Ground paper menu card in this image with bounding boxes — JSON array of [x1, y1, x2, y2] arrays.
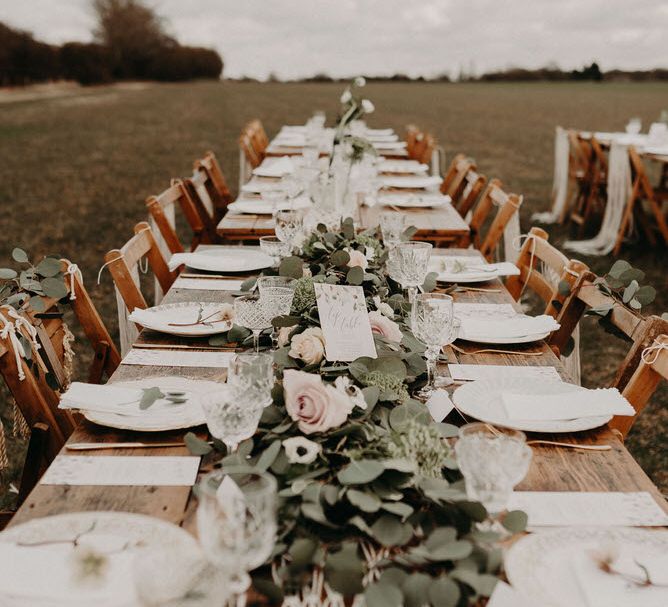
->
[[122, 349, 234, 368], [501, 387, 634, 420], [573, 549, 668, 607], [507, 492, 668, 527], [449, 364, 561, 382], [314, 284, 377, 362], [173, 277, 244, 291], [40, 455, 201, 486]]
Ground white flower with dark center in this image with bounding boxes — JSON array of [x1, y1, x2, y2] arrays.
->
[[354, 76, 366, 87], [334, 376, 367, 410], [372, 296, 394, 318], [282, 436, 322, 464], [340, 88, 352, 104], [361, 99, 375, 114]]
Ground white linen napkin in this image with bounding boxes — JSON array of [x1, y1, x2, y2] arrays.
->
[[252, 156, 295, 177], [459, 314, 560, 341], [572, 549, 668, 607], [501, 386, 634, 420], [365, 128, 394, 137], [173, 277, 244, 291], [381, 175, 442, 189], [378, 160, 429, 174], [60, 382, 143, 411], [366, 133, 399, 143], [0, 541, 137, 604], [241, 180, 289, 194], [375, 193, 450, 208], [373, 140, 407, 150], [432, 261, 520, 282], [167, 251, 251, 272]]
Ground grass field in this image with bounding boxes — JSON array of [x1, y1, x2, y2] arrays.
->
[[0, 80, 666, 501]]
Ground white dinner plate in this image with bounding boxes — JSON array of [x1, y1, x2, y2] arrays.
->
[[505, 527, 668, 607], [179, 248, 273, 272], [453, 377, 611, 433], [381, 175, 443, 189], [0, 511, 200, 606], [429, 258, 520, 283], [128, 302, 232, 337], [82, 376, 217, 431], [458, 330, 551, 345], [228, 197, 312, 215], [378, 160, 429, 174], [376, 193, 451, 208]]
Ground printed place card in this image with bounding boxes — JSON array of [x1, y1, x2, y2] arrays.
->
[[122, 349, 235, 368], [449, 364, 561, 382], [40, 455, 201, 486], [508, 492, 668, 528], [314, 283, 377, 362], [173, 277, 244, 291]]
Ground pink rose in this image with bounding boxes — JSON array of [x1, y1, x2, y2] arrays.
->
[[283, 369, 354, 434], [346, 249, 368, 270], [368, 311, 403, 343]]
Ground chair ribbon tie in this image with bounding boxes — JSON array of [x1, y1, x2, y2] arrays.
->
[[65, 263, 80, 300], [511, 232, 538, 298], [641, 341, 668, 365], [0, 305, 41, 381]]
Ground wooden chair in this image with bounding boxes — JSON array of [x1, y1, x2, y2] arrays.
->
[[185, 152, 232, 243], [440, 153, 469, 195], [146, 179, 206, 254], [405, 124, 420, 159], [0, 260, 120, 520], [560, 130, 594, 224], [469, 179, 524, 262], [506, 227, 588, 318], [552, 272, 668, 391], [614, 334, 668, 437], [613, 146, 668, 255], [452, 166, 487, 219], [570, 135, 607, 236], [104, 222, 176, 354]]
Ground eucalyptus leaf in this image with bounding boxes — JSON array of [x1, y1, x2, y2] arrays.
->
[[427, 576, 460, 607], [635, 285, 656, 306], [370, 514, 413, 546], [184, 432, 212, 455], [502, 509, 528, 533], [622, 279, 639, 304], [12, 248, 29, 263], [330, 250, 351, 268], [139, 386, 165, 410], [337, 459, 385, 484], [36, 257, 62, 277], [28, 295, 46, 313], [41, 277, 69, 299], [346, 266, 364, 285], [0, 268, 17, 280], [240, 276, 257, 291], [364, 582, 403, 607], [255, 440, 281, 471], [279, 256, 304, 279], [421, 271, 438, 293], [347, 488, 382, 512], [288, 537, 318, 570], [402, 573, 432, 607]]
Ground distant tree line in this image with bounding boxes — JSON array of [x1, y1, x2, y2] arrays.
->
[[0, 0, 223, 86]]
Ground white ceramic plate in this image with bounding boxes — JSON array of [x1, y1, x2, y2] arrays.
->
[[458, 330, 551, 345], [83, 376, 217, 431], [0, 511, 199, 607], [505, 527, 668, 607], [180, 248, 273, 273], [129, 302, 232, 337], [453, 377, 611, 433], [228, 197, 312, 215], [381, 175, 443, 189]]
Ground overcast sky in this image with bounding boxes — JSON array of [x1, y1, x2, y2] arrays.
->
[[2, 0, 667, 79]]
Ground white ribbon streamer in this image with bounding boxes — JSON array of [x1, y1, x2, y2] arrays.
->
[[532, 126, 569, 224], [0, 305, 41, 381]]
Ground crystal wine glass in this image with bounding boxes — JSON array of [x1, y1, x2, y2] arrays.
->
[[393, 241, 432, 303], [227, 352, 275, 405], [256, 276, 296, 348], [200, 385, 265, 453], [379, 212, 406, 249], [412, 293, 455, 398], [455, 423, 532, 515], [234, 294, 273, 352], [259, 236, 289, 267], [197, 470, 277, 603], [274, 209, 303, 253]]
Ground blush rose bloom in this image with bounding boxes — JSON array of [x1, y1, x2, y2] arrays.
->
[[368, 311, 403, 343], [289, 327, 326, 365], [283, 369, 354, 434], [277, 326, 294, 348], [347, 249, 369, 270]]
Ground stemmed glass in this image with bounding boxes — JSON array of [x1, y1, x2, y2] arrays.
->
[[455, 423, 532, 515], [200, 385, 266, 453], [412, 293, 457, 398], [259, 236, 289, 267], [256, 276, 296, 348], [227, 352, 275, 405], [379, 212, 406, 249], [234, 294, 273, 352], [197, 470, 277, 603], [274, 209, 303, 253], [391, 241, 432, 303]]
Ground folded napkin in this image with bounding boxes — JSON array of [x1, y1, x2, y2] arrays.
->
[[168, 251, 256, 272], [252, 156, 295, 177], [573, 549, 668, 607], [381, 175, 443, 189], [272, 134, 305, 147], [0, 541, 137, 604], [241, 180, 288, 194], [501, 386, 634, 421], [365, 128, 394, 137], [432, 260, 520, 282], [60, 382, 144, 412], [375, 193, 450, 208], [642, 145, 668, 156], [378, 160, 429, 174], [228, 195, 312, 215], [460, 314, 560, 341], [366, 133, 399, 143], [373, 140, 407, 150]]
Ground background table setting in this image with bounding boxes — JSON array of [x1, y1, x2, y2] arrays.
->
[[1, 78, 667, 607]]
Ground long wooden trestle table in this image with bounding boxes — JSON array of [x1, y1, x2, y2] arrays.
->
[[11, 246, 667, 534]]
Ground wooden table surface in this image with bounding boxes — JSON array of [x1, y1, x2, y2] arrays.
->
[[11, 247, 667, 533]]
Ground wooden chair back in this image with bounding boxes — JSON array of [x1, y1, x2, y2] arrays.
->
[[414, 132, 436, 165], [239, 130, 262, 169], [104, 222, 176, 315], [146, 179, 205, 254], [615, 334, 668, 437], [552, 271, 668, 391], [440, 153, 469, 195], [506, 227, 588, 317], [469, 179, 524, 261], [569, 134, 607, 234], [405, 124, 420, 158], [452, 165, 487, 218]]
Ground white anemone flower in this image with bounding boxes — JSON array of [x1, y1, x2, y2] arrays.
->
[[354, 76, 366, 87], [334, 376, 367, 410], [282, 436, 322, 464], [361, 99, 375, 114], [372, 295, 394, 318], [340, 88, 352, 104]]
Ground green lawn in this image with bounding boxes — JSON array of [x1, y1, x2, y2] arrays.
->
[[0, 80, 666, 501]]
